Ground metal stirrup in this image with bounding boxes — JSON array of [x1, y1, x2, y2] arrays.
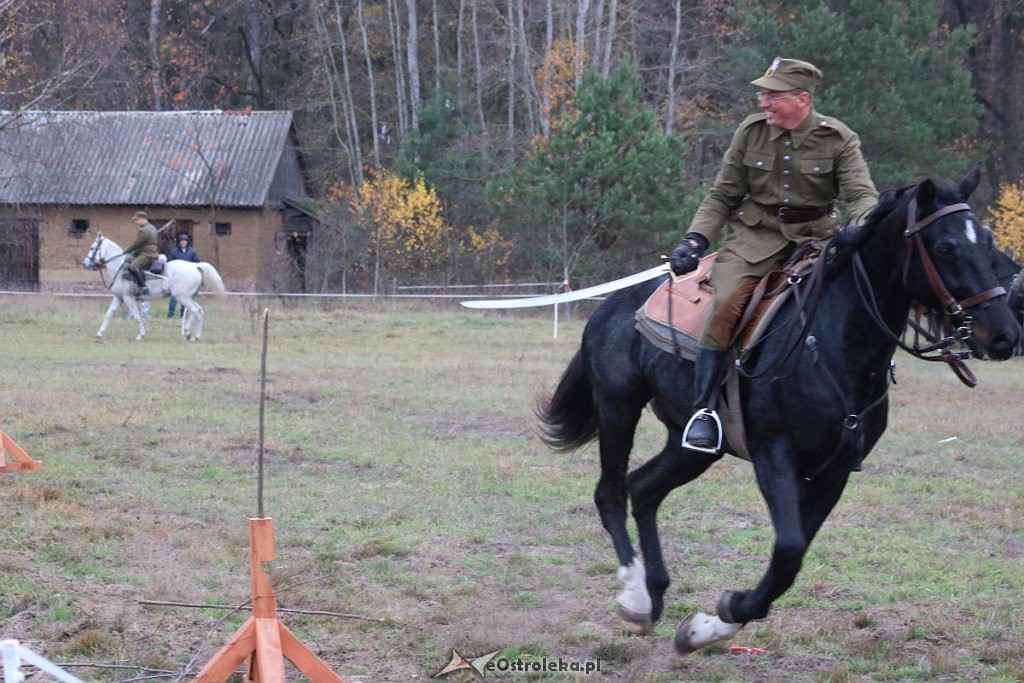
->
[[682, 409, 723, 454]]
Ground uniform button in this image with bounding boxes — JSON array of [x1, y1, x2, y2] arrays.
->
[[782, 197, 791, 204], [783, 170, 791, 176], [756, 160, 764, 167], [738, 211, 745, 216], [783, 183, 791, 190], [783, 140, 792, 147], [783, 154, 792, 161], [814, 165, 821, 171]]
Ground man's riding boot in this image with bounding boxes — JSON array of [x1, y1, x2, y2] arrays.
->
[[130, 268, 149, 295], [682, 348, 729, 454]]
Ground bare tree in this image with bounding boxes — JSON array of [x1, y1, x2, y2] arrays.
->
[[356, 0, 381, 169], [506, 0, 516, 146], [575, 0, 590, 85], [387, 0, 409, 136], [149, 0, 165, 109], [405, 0, 421, 131], [471, 0, 486, 132], [665, 0, 682, 134], [602, 0, 617, 78], [331, 0, 364, 187]]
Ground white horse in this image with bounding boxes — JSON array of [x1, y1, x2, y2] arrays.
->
[[82, 232, 226, 341]]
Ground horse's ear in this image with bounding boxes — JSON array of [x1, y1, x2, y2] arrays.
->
[[916, 178, 937, 208], [959, 163, 982, 200]]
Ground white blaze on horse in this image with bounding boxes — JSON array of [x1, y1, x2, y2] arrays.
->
[[82, 233, 226, 341]]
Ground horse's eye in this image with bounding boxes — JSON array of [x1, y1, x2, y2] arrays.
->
[[933, 242, 955, 258]]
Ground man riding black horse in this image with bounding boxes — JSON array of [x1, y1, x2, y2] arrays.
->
[[667, 57, 878, 454]]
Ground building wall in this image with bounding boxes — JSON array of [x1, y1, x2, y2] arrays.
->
[[0, 205, 286, 292]]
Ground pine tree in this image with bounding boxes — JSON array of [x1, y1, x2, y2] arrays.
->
[[728, 0, 981, 190], [492, 59, 697, 282]]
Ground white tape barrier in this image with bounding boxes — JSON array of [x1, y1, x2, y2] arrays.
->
[[2, 640, 84, 683]]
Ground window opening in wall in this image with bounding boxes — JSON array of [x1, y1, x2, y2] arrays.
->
[[70, 219, 89, 236], [215, 222, 232, 236]]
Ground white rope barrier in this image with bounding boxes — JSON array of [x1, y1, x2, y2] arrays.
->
[[0, 289, 580, 301], [2, 640, 84, 683]]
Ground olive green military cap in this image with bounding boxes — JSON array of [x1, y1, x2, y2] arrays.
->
[[133, 210, 148, 219], [750, 57, 823, 93]]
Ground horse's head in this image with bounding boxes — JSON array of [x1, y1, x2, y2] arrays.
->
[[81, 232, 104, 270], [902, 166, 1021, 360]]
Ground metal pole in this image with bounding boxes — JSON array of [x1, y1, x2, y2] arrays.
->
[[257, 308, 269, 519]]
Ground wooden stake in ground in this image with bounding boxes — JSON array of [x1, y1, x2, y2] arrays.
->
[[0, 428, 42, 472], [194, 310, 344, 683]]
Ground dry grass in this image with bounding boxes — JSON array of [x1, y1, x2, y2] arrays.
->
[[0, 296, 1022, 682]]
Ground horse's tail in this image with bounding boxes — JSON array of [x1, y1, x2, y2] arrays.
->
[[536, 349, 599, 452], [197, 262, 227, 296]]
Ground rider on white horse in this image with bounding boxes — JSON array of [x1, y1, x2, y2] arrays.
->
[[125, 211, 159, 295]]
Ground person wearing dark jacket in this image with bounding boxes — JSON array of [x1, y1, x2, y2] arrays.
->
[[167, 232, 200, 317]]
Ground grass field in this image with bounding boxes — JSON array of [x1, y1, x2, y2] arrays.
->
[[0, 296, 1022, 682]]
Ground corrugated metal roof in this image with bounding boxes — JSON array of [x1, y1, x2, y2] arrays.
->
[[0, 110, 297, 207]]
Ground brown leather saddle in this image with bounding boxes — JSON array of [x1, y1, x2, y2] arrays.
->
[[635, 244, 825, 460]]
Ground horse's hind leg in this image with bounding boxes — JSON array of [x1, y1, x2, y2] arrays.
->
[[181, 298, 204, 341], [628, 429, 721, 624], [593, 405, 652, 634]]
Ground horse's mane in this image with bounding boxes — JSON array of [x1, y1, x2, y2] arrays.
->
[[826, 176, 964, 272]]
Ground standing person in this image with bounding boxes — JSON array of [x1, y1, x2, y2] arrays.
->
[[167, 232, 200, 317], [125, 210, 159, 296], [669, 57, 878, 454]]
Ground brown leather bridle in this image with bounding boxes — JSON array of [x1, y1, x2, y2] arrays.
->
[[892, 199, 1008, 385], [902, 199, 1007, 318]]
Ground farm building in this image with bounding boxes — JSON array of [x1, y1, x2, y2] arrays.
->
[[0, 110, 319, 292]]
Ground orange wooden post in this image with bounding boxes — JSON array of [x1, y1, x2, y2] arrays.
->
[[0, 429, 42, 472], [194, 519, 344, 683]]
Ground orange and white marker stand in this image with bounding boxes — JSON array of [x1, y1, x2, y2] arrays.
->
[[0, 428, 42, 472], [194, 517, 344, 683], [195, 310, 344, 683]]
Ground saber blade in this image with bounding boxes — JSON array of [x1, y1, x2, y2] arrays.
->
[[460, 263, 670, 309]]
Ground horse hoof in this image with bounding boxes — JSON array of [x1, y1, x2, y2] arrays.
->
[[674, 612, 744, 655], [717, 590, 744, 624], [617, 606, 652, 635], [673, 614, 700, 655]]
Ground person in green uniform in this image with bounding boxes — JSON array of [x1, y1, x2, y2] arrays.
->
[[125, 210, 159, 296], [670, 57, 878, 454]]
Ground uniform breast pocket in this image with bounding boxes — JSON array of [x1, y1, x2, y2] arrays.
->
[[743, 151, 774, 193], [800, 157, 834, 196]]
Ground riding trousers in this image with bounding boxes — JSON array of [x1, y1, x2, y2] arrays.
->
[[700, 246, 791, 350]]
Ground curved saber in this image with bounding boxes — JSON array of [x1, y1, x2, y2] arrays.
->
[[460, 263, 670, 309]]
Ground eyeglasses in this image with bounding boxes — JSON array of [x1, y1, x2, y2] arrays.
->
[[755, 91, 803, 104]]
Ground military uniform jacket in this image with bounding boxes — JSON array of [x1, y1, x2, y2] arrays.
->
[[689, 109, 877, 264], [126, 222, 160, 260]]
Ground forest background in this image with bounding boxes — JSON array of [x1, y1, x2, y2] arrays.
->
[[3, 0, 1024, 290]]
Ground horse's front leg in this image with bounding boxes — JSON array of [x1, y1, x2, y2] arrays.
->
[[593, 408, 649, 634], [674, 445, 849, 654], [124, 296, 146, 340], [628, 429, 721, 626], [96, 297, 122, 338], [717, 458, 852, 625]]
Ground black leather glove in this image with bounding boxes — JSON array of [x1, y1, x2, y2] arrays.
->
[[669, 238, 704, 275]]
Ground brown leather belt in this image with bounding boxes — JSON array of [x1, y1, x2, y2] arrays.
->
[[756, 203, 832, 223]]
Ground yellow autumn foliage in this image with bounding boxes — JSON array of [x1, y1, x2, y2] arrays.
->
[[988, 179, 1024, 261], [351, 169, 450, 282]]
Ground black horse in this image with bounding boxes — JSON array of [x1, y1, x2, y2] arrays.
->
[[538, 168, 1021, 654]]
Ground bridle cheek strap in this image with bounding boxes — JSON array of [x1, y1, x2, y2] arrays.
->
[[902, 199, 1006, 317]]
